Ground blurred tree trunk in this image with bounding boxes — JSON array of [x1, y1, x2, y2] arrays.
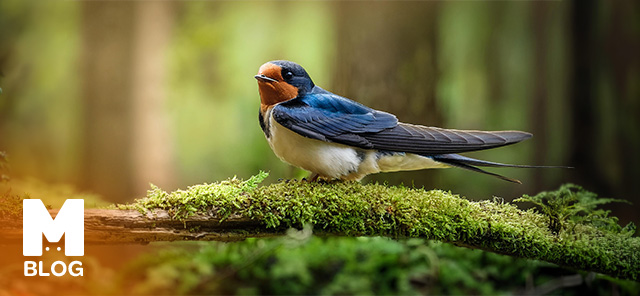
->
[[332, 2, 442, 186], [531, 2, 550, 190], [80, 1, 136, 202], [603, 0, 640, 219], [130, 1, 177, 197], [569, 0, 609, 196], [570, 0, 639, 222], [81, 1, 176, 202]]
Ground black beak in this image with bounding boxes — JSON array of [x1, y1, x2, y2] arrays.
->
[[254, 74, 277, 83]]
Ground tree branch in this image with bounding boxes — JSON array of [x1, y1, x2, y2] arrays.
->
[[1, 173, 638, 282], [1, 209, 279, 244]]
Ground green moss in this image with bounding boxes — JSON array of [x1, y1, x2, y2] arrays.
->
[[119, 171, 269, 220], [514, 184, 635, 235], [118, 237, 639, 295], [122, 172, 639, 281]]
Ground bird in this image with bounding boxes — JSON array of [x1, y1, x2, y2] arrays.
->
[[255, 60, 549, 183]]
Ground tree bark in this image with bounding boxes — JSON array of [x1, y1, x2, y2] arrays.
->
[[1, 209, 277, 244]]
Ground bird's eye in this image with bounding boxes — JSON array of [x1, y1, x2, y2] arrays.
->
[[283, 71, 294, 80]]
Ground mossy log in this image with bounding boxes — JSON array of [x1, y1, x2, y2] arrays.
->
[[0, 173, 638, 282]]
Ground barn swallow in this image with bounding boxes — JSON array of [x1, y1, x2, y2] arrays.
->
[[255, 60, 547, 183]]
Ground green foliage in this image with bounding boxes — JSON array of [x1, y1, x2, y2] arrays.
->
[[121, 173, 640, 281], [514, 184, 635, 235], [117, 237, 638, 295], [119, 171, 269, 220]]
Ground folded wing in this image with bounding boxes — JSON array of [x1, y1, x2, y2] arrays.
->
[[361, 123, 531, 155], [272, 90, 531, 156]]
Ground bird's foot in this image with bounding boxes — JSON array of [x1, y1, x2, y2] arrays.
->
[[302, 173, 333, 184], [309, 173, 320, 182]]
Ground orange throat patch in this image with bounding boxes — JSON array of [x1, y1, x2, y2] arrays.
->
[[257, 63, 298, 112]]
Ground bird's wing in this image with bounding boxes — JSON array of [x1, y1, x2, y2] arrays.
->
[[272, 91, 531, 155], [360, 123, 532, 155], [272, 92, 398, 145]]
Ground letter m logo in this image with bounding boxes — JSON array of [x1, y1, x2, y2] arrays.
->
[[23, 199, 84, 256]]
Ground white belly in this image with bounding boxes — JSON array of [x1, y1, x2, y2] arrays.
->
[[268, 118, 370, 179], [267, 116, 450, 180]]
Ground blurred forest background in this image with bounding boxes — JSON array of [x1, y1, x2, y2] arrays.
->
[[1, 0, 638, 222], [0, 0, 639, 294]]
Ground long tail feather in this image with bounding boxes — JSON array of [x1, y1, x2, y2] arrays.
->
[[430, 154, 570, 184]]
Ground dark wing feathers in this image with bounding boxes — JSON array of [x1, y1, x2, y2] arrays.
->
[[364, 124, 532, 155], [272, 91, 531, 155], [273, 92, 398, 138]]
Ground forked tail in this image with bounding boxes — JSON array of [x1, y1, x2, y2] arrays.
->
[[430, 154, 570, 184]]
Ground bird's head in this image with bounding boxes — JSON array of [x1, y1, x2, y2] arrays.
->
[[255, 60, 314, 111]]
